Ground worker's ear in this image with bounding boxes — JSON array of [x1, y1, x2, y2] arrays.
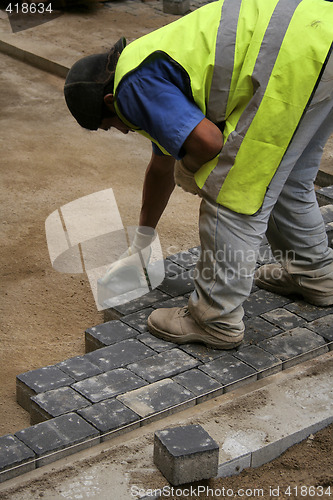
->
[[104, 94, 115, 112]]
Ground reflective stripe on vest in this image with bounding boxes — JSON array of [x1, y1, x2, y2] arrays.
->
[[197, 0, 333, 214]]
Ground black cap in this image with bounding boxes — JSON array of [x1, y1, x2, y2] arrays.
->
[[64, 37, 126, 130]]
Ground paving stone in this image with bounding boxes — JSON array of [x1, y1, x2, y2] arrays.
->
[[157, 269, 195, 297], [127, 348, 199, 383], [85, 338, 155, 372], [188, 246, 201, 257], [234, 345, 282, 379], [163, 0, 190, 15], [316, 186, 333, 206], [72, 368, 147, 403], [57, 356, 102, 381], [285, 301, 333, 321], [85, 320, 140, 352], [16, 367, 75, 412], [104, 289, 171, 318], [0, 434, 35, 483], [320, 204, 333, 223], [261, 308, 306, 331], [244, 289, 291, 317], [199, 354, 257, 392], [154, 424, 219, 485], [15, 413, 100, 468], [117, 378, 195, 423], [30, 387, 91, 424], [180, 343, 227, 363], [120, 307, 154, 333], [306, 314, 333, 342], [137, 332, 177, 352], [164, 259, 186, 278], [152, 295, 188, 310], [243, 316, 282, 344], [173, 368, 223, 402], [166, 250, 199, 270], [77, 399, 140, 441], [258, 327, 329, 369]]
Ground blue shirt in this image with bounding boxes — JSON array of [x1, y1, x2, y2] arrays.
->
[[115, 55, 205, 159]]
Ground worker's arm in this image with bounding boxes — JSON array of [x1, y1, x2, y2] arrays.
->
[[182, 118, 223, 172], [139, 152, 176, 229]]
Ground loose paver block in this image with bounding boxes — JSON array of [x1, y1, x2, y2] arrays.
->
[[16, 366, 75, 412], [306, 314, 333, 342], [85, 320, 140, 352], [261, 308, 306, 331], [127, 348, 199, 383], [234, 345, 282, 379], [15, 413, 100, 467], [57, 356, 102, 381], [199, 354, 257, 392], [258, 327, 328, 369], [244, 289, 291, 317], [157, 270, 194, 297], [117, 378, 195, 423], [78, 399, 140, 441], [30, 386, 91, 424], [120, 307, 155, 333], [154, 424, 219, 485], [72, 368, 147, 403], [0, 434, 35, 483], [173, 369, 223, 402], [85, 338, 155, 371]]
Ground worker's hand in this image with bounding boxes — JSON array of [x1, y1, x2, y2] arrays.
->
[[174, 160, 201, 196], [98, 227, 155, 295]]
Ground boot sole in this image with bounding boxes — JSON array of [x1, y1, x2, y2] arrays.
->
[[147, 317, 243, 350]]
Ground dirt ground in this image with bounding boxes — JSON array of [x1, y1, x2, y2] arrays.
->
[[0, 1, 332, 495]]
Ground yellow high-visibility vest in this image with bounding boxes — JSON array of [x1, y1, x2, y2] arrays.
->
[[114, 0, 333, 214]]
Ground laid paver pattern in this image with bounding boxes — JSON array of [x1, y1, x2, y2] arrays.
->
[[1, 204, 333, 481]]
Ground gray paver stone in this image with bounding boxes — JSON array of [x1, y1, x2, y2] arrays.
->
[[78, 399, 140, 441], [166, 250, 199, 270], [173, 368, 223, 402], [164, 259, 186, 278], [0, 434, 35, 483], [72, 368, 147, 403], [15, 413, 100, 467], [154, 424, 219, 485], [30, 386, 91, 424], [243, 316, 282, 344], [152, 295, 188, 310], [234, 345, 282, 379], [157, 269, 194, 297], [127, 348, 199, 383], [16, 366, 75, 412], [137, 332, 177, 352], [85, 320, 139, 352], [117, 378, 195, 422], [306, 314, 333, 342], [180, 343, 228, 363], [85, 338, 155, 371], [244, 289, 291, 317], [120, 307, 155, 333], [163, 0, 190, 15], [258, 327, 328, 368], [261, 308, 306, 331], [285, 301, 333, 321], [199, 354, 257, 392], [105, 289, 171, 317], [57, 356, 102, 381]]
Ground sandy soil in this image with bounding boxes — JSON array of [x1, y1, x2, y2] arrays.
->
[[0, 1, 332, 494]]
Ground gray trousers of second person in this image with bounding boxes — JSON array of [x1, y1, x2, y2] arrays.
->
[[189, 56, 333, 334]]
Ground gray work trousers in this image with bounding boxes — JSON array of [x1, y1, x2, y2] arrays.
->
[[189, 55, 333, 333]]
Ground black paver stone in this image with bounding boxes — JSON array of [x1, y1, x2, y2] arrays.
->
[[85, 320, 140, 351], [31, 386, 91, 421], [234, 345, 282, 376], [173, 369, 222, 397], [261, 308, 306, 331], [78, 398, 140, 435], [85, 338, 155, 371], [157, 270, 195, 297], [57, 356, 102, 381], [300, 315, 333, 342], [120, 308, 155, 333], [127, 348, 200, 383], [72, 368, 147, 403], [0, 434, 35, 480], [244, 289, 291, 317], [199, 354, 257, 388]]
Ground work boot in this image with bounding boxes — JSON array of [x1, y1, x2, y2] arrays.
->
[[255, 263, 333, 306], [147, 306, 244, 350]]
